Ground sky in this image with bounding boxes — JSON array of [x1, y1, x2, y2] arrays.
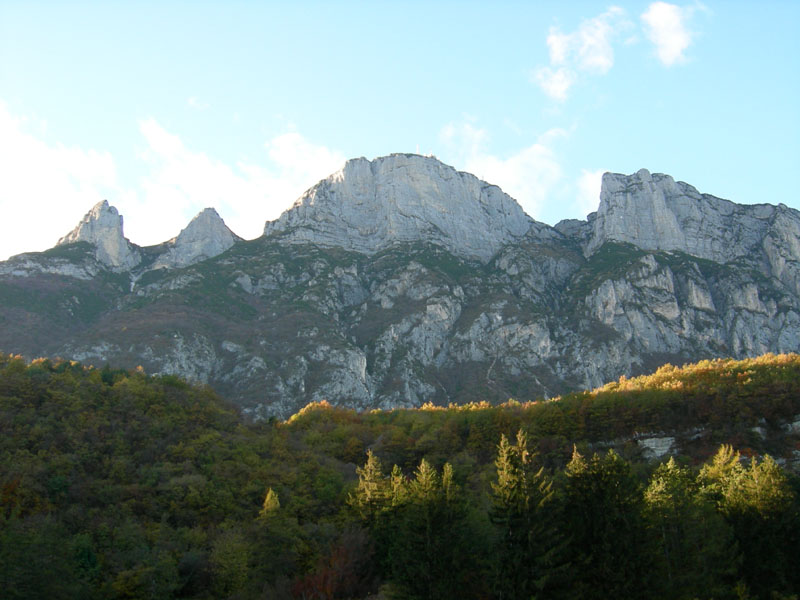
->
[[0, 1, 798, 261]]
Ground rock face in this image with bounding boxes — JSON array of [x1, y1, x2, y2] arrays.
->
[[153, 208, 240, 269], [57, 200, 141, 271], [264, 154, 534, 262], [577, 169, 800, 297], [2, 157, 800, 418], [51, 203, 240, 275]]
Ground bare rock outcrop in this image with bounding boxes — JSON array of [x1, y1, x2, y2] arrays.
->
[[4, 159, 800, 418], [578, 169, 800, 297], [263, 153, 534, 262], [152, 208, 240, 269], [57, 200, 141, 271]]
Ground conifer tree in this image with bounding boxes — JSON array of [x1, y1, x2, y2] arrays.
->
[[699, 446, 800, 597], [388, 459, 475, 600], [259, 487, 280, 519], [562, 448, 652, 600], [347, 449, 397, 585], [644, 457, 737, 598], [490, 430, 563, 600], [390, 463, 407, 507], [349, 450, 389, 525]]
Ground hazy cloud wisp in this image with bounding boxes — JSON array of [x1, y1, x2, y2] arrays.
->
[[135, 119, 346, 244], [641, 2, 695, 66], [0, 102, 345, 259], [534, 6, 630, 101], [0, 102, 119, 260], [439, 120, 566, 220], [534, 3, 699, 99]]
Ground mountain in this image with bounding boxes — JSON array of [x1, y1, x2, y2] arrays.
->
[[56, 199, 142, 271], [1, 154, 799, 417], [264, 153, 535, 261]]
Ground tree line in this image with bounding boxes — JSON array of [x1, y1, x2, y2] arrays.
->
[[344, 433, 798, 600], [1, 353, 799, 598]]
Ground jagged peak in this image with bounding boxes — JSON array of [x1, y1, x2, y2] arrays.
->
[[57, 200, 141, 271], [583, 168, 798, 263], [263, 153, 534, 262], [152, 207, 240, 269], [599, 168, 707, 204], [175, 207, 238, 241], [57, 200, 115, 242]]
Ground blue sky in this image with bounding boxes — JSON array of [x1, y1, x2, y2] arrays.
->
[[1, 1, 798, 260]]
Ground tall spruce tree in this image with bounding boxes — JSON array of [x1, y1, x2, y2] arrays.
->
[[349, 450, 389, 526], [699, 446, 800, 598], [387, 459, 476, 600], [562, 448, 652, 600], [489, 430, 564, 600], [644, 457, 738, 598]]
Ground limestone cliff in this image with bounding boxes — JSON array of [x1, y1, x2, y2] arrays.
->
[[152, 208, 240, 269], [57, 200, 141, 271], [2, 158, 800, 418], [580, 169, 800, 295], [263, 154, 534, 262]]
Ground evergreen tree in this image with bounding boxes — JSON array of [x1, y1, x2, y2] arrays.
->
[[390, 463, 408, 507], [388, 459, 477, 600], [699, 447, 800, 598], [259, 487, 280, 519], [561, 448, 653, 600], [644, 457, 738, 598], [349, 450, 389, 525], [489, 430, 564, 600]]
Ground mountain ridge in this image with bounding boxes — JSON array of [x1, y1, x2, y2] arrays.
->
[[2, 154, 800, 417], [29, 153, 800, 274]]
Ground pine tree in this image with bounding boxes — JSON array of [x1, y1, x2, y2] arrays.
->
[[259, 487, 280, 519], [349, 450, 389, 525], [389, 463, 407, 507], [562, 448, 652, 600], [644, 457, 738, 598], [388, 459, 476, 600], [489, 430, 563, 600], [699, 446, 800, 597]]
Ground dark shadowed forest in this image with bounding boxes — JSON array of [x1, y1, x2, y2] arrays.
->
[[1, 353, 799, 599]]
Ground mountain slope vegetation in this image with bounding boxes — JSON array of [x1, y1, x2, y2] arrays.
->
[[1, 352, 799, 598]]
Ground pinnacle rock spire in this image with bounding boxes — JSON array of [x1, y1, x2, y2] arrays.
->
[[153, 207, 240, 269], [57, 200, 141, 270]]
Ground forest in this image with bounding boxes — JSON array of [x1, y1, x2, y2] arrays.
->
[[1, 352, 799, 599]]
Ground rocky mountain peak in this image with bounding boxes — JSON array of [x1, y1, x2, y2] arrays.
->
[[57, 200, 141, 271], [263, 153, 534, 262], [5, 163, 800, 418], [585, 168, 800, 265], [153, 208, 240, 269]]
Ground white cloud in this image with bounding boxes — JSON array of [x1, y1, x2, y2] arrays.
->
[[439, 118, 488, 159], [439, 120, 612, 225], [440, 121, 565, 220], [534, 67, 576, 102], [641, 2, 694, 66], [576, 168, 606, 216], [0, 101, 119, 260], [133, 119, 345, 244], [552, 6, 625, 74], [0, 102, 345, 259], [534, 7, 630, 101], [265, 132, 347, 186]]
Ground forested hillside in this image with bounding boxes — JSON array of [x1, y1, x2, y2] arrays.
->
[[1, 352, 799, 599]]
